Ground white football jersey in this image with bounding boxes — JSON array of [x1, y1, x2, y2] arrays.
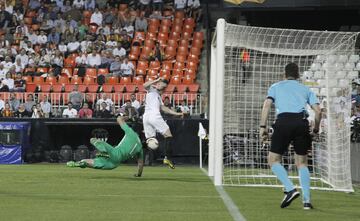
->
[[144, 87, 163, 115]]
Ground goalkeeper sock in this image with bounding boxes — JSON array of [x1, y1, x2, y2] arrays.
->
[[164, 137, 173, 160], [299, 166, 311, 203], [271, 163, 295, 192]]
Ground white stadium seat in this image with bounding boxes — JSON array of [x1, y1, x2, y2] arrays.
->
[[334, 63, 344, 71], [326, 55, 338, 63], [314, 71, 325, 78], [310, 62, 322, 71], [320, 88, 327, 96], [355, 62, 360, 70], [338, 55, 348, 63], [347, 71, 359, 79], [336, 71, 347, 78], [322, 62, 334, 70], [339, 79, 350, 87], [344, 62, 355, 71], [317, 79, 326, 87], [349, 55, 359, 63]]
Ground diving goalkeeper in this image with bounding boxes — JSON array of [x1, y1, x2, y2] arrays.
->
[[66, 116, 144, 177]]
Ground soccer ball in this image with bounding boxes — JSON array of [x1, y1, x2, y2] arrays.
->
[[146, 138, 159, 150]]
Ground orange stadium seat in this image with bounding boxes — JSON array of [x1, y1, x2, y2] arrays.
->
[[64, 84, 75, 92], [178, 46, 188, 56], [173, 18, 183, 26], [120, 76, 132, 85], [98, 68, 109, 75], [176, 54, 187, 63], [125, 85, 136, 93], [161, 19, 172, 27], [144, 39, 155, 48], [182, 31, 192, 40], [25, 83, 37, 93], [33, 76, 44, 85], [193, 32, 204, 40], [167, 39, 178, 48], [85, 68, 97, 78], [78, 84, 87, 93], [39, 84, 52, 92], [164, 46, 176, 60], [157, 32, 168, 41], [171, 25, 182, 33], [70, 75, 82, 84], [133, 76, 144, 85], [148, 18, 160, 27], [102, 85, 113, 93], [186, 61, 198, 71], [23, 76, 32, 83], [183, 75, 195, 84], [169, 31, 181, 41], [173, 69, 184, 78], [52, 84, 63, 93], [162, 61, 173, 70], [46, 76, 57, 85], [114, 84, 125, 93], [87, 84, 98, 93], [159, 25, 171, 34], [83, 76, 96, 85], [106, 76, 118, 85], [37, 67, 48, 73], [58, 76, 69, 85], [179, 39, 189, 48], [170, 76, 181, 85], [148, 25, 158, 33], [164, 84, 176, 93], [145, 32, 157, 41], [185, 68, 197, 78], [149, 61, 161, 70], [148, 69, 158, 77], [175, 10, 185, 19], [61, 68, 73, 77], [176, 85, 188, 93], [174, 61, 185, 70], [184, 18, 195, 27]]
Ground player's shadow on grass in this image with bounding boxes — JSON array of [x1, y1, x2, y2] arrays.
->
[[88, 176, 206, 183]]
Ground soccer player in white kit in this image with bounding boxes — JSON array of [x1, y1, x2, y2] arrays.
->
[[143, 77, 183, 169]]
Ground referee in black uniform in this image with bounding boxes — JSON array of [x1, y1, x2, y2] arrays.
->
[[260, 63, 321, 210]]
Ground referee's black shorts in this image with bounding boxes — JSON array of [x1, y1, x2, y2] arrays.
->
[[270, 113, 312, 156]]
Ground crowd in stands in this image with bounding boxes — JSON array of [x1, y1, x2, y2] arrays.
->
[[0, 0, 202, 119]]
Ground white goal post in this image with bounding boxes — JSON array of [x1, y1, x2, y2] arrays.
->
[[209, 18, 359, 192]]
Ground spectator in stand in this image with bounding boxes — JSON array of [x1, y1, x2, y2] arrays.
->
[[40, 95, 51, 118], [67, 36, 81, 53], [75, 51, 87, 66], [62, 102, 78, 118], [69, 84, 83, 111], [62, 0, 72, 13], [0, 64, 5, 79], [153, 0, 163, 11], [161, 96, 173, 118], [14, 103, 30, 118], [0, 79, 9, 92], [96, 93, 113, 111], [174, 0, 186, 10], [0, 96, 4, 110], [123, 99, 138, 121], [26, 28, 38, 45], [51, 50, 64, 76], [90, 7, 103, 26], [100, 50, 114, 68], [109, 55, 122, 77], [38, 49, 51, 67], [130, 93, 141, 110], [54, 13, 65, 30], [48, 28, 60, 45], [0, 35, 10, 48], [2, 102, 13, 117], [138, 0, 151, 11], [37, 30, 48, 45], [2, 56, 13, 73], [188, 0, 201, 22], [14, 58, 24, 73], [31, 103, 44, 118], [14, 9, 23, 22], [2, 72, 14, 91], [149, 10, 163, 20], [177, 98, 190, 114], [29, 0, 41, 10], [120, 57, 135, 77], [58, 40, 68, 54], [96, 101, 112, 118], [113, 42, 126, 58], [8, 92, 20, 111], [86, 50, 101, 68], [123, 21, 134, 39], [79, 102, 93, 118], [44, 14, 55, 29], [84, 0, 95, 10], [13, 73, 26, 92], [73, 0, 85, 9], [151, 41, 163, 62], [103, 7, 116, 25], [135, 12, 148, 32], [24, 94, 36, 112], [84, 94, 94, 110]]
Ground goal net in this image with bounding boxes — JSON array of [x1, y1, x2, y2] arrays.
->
[[209, 19, 359, 192]]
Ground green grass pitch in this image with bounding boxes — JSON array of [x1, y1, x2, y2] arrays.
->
[[0, 164, 359, 221]]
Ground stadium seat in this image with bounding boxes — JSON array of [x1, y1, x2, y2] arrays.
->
[[161, 18, 172, 27], [167, 39, 178, 48], [83, 76, 95, 85], [64, 84, 75, 92], [106, 76, 118, 85], [140, 46, 153, 60], [148, 25, 159, 33], [102, 84, 113, 93], [136, 60, 148, 72], [33, 76, 44, 85], [77, 84, 87, 93], [178, 46, 189, 56], [136, 85, 146, 93], [174, 62, 185, 70], [23, 76, 32, 83], [64, 58, 76, 68], [52, 84, 63, 93], [61, 67, 73, 77], [114, 84, 125, 93], [184, 18, 195, 27], [164, 46, 177, 60], [58, 76, 69, 85], [85, 68, 97, 78], [173, 69, 184, 77], [183, 75, 195, 84], [184, 68, 197, 78], [70, 75, 82, 84], [120, 76, 132, 85], [193, 32, 204, 41], [25, 83, 37, 93], [162, 61, 173, 70], [169, 31, 181, 41], [98, 68, 109, 75], [157, 39, 167, 48], [176, 54, 187, 63], [190, 47, 201, 56], [125, 85, 136, 93], [164, 84, 176, 93], [157, 32, 168, 41], [188, 53, 200, 63], [183, 25, 194, 34], [145, 75, 157, 82], [144, 39, 155, 48], [148, 18, 160, 27], [87, 84, 98, 93], [37, 67, 48, 74], [176, 85, 188, 93], [186, 61, 198, 71], [39, 84, 52, 92], [50, 93, 62, 105], [159, 69, 171, 80], [133, 32, 145, 42], [160, 25, 171, 34], [175, 11, 185, 19], [188, 84, 200, 93], [170, 76, 181, 85], [179, 39, 189, 48], [149, 61, 161, 70], [133, 76, 144, 85], [73, 68, 79, 76], [163, 10, 173, 17], [172, 25, 182, 33], [173, 18, 183, 26], [192, 39, 203, 48], [145, 32, 157, 41], [24, 67, 35, 74], [130, 46, 141, 56]]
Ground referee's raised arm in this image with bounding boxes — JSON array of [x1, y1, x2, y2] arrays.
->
[[260, 62, 321, 210]]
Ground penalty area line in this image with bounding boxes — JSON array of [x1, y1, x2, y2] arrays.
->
[[200, 168, 246, 221]]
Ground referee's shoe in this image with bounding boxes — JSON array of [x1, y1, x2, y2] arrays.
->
[[281, 189, 300, 208]]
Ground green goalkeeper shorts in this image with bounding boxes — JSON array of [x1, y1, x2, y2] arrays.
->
[[93, 157, 118, 170]]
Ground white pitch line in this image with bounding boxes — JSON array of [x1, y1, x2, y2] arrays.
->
[[200, 168, 247, 221]]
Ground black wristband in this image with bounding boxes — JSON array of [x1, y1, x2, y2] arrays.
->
[[260, 125, 266, 128]]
